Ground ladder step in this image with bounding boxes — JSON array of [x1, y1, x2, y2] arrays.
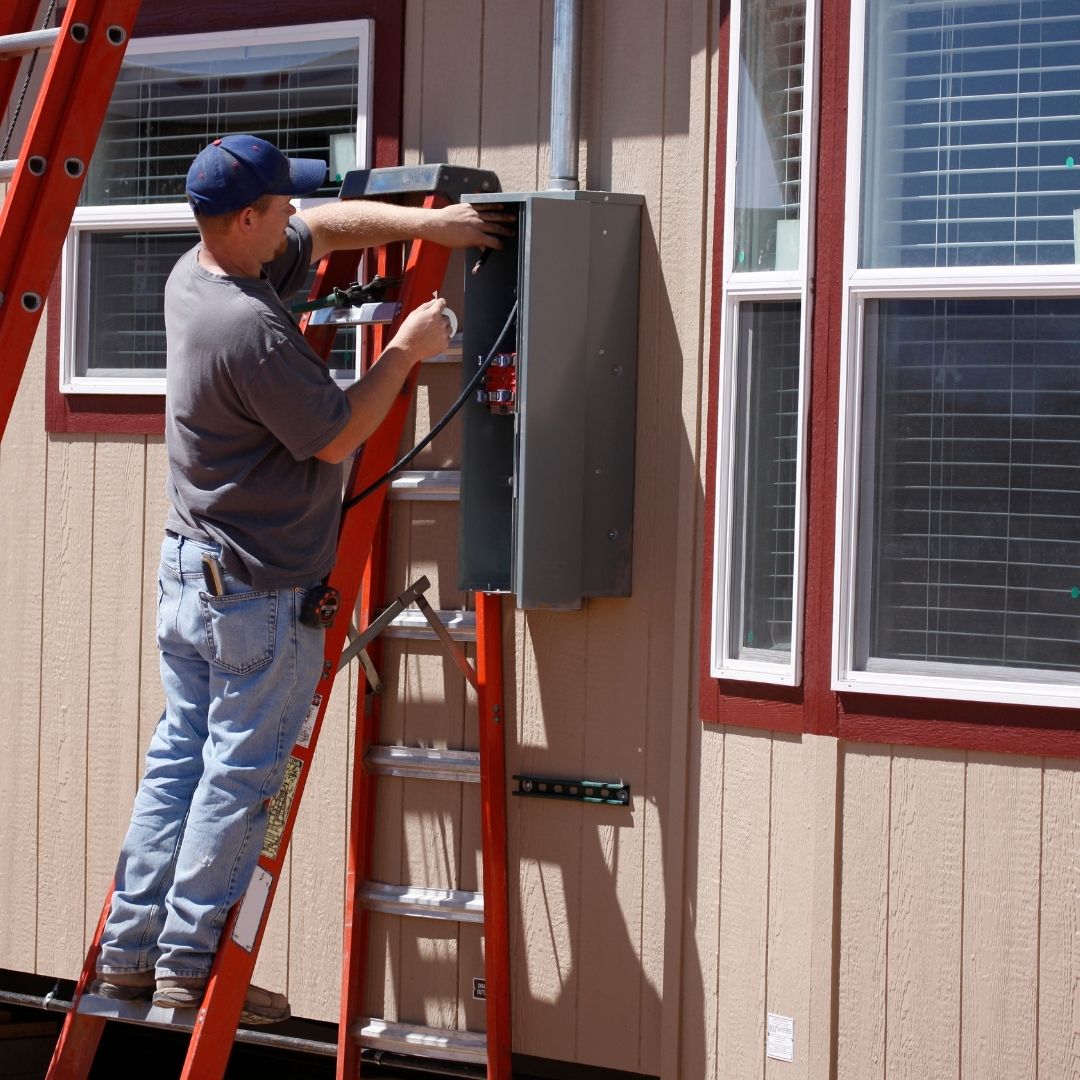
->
[[306, 300, 400, 327], [75, 992, 196, 1032], [386, 608, 475, 642], [359, 882, 484, 923], [388, 469, 460, 501], [354, 1018, 488, 1065], [0, 27, 62, 59], [366, 745, 480, 783]]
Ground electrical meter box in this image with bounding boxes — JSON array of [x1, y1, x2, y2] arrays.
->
[[459, 189, 643, 609]]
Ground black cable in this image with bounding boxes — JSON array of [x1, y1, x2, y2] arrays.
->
[[2, 0, 58, 160], [342, 299, 518, 512]]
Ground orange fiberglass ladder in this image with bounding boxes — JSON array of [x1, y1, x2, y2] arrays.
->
[[0, 0, 142, 443], [43, 165, 514, 1079], [0, 7, 514, 1073]]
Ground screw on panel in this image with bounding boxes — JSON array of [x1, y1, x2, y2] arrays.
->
[[106, 25, 127, 46], [21, 293, 42, 312], [611, 364, 623, 376], [69, 23, 89, 43]]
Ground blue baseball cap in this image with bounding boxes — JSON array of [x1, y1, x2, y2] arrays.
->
[[186, 134, 328, 216]]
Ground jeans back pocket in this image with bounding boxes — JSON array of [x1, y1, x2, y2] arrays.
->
[[200, 590, 278, 675]]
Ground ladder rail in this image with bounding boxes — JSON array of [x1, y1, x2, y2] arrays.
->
[[0, 0, 141, 442]]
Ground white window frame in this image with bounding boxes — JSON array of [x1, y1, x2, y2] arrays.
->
[[709, 0, 820, 686], [59, 19, 374, 395], [833, 0, 1080, 709]]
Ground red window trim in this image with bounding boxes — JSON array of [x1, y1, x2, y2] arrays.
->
[[45, 0, 404, 436], [699, 0, 1080, 761]]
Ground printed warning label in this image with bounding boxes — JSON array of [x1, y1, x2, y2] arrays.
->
[[261, 756, 303, 860], [766, 1013, 794, 1062], [472, 977, 486, 1001], [296, 693, 322, 748]]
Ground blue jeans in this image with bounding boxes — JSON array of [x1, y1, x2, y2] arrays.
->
[[97, 533, 325, 979]]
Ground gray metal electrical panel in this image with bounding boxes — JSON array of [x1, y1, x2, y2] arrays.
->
[[458, 189, 643, 609]]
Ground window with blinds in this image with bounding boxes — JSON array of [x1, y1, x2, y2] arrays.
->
[[733, 0, 805, 272], [711, 0, 814, 685], [862, 0, 1080, 268], [728, 301, 801, 661], [860, 297, 1080, 675], [62, 23, 371, 390]]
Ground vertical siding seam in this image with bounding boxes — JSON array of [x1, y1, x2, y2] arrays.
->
[[711, 730, 727, 1077], [882, 748, 893, 1080], [32, 427, 50, 969], [82, 437, 99, 954], [828, 743, 844, 1080], [762, 735, 775, 1078], [957, 753, 968, 1080], [638, 3, 673, 1064], [1034, 759, 1044, 1080]]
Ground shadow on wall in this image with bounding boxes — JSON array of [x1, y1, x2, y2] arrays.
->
[[501, 198, 707, 1076]]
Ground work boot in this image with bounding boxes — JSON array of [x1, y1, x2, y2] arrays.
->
[[91, 970, 156, 1001], [153, 976, 290, 1025]]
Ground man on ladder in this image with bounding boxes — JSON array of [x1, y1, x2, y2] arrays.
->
[[90, 133, 512, 1024]]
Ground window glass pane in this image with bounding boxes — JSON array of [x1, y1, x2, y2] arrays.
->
[[76, 231, 356, 379], [862, 0, 1080, 268], [733, 0, 805, 272], [862, 297, 1080, 674], [82, 37, 359, 206], [728, 301, 800, 662], [79, 230, 195, 375]]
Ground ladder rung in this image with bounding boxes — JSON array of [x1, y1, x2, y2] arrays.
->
[[385, 608, 475, 642], [306, 301, 400, 327], [354, 1018, 488, 1064], [0, 27, 62, 59], [388, 470, 460, 501], [359, 882, 484, 923], [366, 745, 480, 783], [76, 993, 196, 1032]]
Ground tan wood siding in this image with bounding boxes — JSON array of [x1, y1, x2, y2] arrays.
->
[[0, 3, 1075, 1078]]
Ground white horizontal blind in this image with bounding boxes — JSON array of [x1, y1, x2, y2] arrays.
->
[[69, 29, 366, 381], [863, 296, 1080, 672], [82, 39, 359, 206], [862, 0, 1080, 268], [729, 301, 801, 659], [80, 230, 196, 373]]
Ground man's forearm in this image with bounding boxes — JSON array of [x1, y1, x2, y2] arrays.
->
[[300, 199, 512, 263], [300, 201, 432, 263], [314, 346, 417, 464]]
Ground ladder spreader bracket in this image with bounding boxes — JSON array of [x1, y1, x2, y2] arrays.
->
[[337, 575, 434, 671]]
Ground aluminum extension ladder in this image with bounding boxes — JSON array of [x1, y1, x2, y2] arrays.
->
[[44, 166, 513, 1079], [0, 0, 142, 443]]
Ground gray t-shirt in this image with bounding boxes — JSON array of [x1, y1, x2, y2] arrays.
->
[[164, 218, 351, 588]]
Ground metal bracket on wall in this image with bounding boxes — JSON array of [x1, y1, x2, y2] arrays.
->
[[511, 774, 630, 806]]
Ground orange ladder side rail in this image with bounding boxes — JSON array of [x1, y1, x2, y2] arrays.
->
[[177, 218, 452, 1079], [475, 591, 512, 1080], [0, 0, 141, 441], [46, 219, 452, 1080]]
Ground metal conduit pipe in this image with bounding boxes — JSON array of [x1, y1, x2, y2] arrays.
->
[[548, 0, 582, 190], [0, 986, 337, 1058]]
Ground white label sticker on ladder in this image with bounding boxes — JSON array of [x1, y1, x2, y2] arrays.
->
[[232, 867, 273, 953], [297, 693, 322, 747]]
